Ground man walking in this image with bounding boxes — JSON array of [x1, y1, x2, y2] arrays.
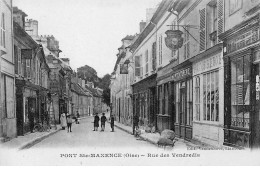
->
[[133, 114, 139, 135], [110, 114, 115, 132], [100, 113, 107, 132]]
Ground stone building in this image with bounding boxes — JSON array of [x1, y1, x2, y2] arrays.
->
[[219, 0, 260, 149], [13, 7, 50, 135], [0, 0, 16, 141]]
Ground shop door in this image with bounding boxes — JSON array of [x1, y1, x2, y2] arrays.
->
[[179, 86, 186, 138]]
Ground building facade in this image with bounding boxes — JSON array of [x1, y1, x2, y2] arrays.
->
[[13, 7, 50, 135], [0, 0, 16, 140], [219, 0, 260, 149]]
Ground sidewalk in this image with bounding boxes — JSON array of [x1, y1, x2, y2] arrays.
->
[[111, 119, 215, 150], [0, 116, 87, 150]]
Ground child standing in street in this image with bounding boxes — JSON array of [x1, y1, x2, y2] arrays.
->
[[67, 114, 73, 132]]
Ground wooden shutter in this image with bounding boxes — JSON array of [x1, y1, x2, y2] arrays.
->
[[217, 0, 224, 42], [14, 45, 18, 74], [152, 42, 156, 71], [199, 8, 206, 51]]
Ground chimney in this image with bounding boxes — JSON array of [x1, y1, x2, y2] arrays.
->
[[13, 7, 28, 29], [25, 19, 38, 37], [139, 21, 146, 33], [146, 8, 156, 23]]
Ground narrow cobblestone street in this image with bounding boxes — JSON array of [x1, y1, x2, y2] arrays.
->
[[30, 117, 157, 150]]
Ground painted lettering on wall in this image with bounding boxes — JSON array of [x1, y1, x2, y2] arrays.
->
[[193, 54, 222, 75], [172, 67, 192, 81]]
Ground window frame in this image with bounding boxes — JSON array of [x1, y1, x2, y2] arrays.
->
[[1, 13, 6, 48]]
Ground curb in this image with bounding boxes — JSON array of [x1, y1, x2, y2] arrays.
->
[[19, 128, 62, 150], [113, 123, 158, 146]]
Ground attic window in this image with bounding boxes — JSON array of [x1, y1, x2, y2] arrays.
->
[[53, 60, 58, 64]]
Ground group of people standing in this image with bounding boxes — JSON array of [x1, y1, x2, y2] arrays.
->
[[93, 112, 114, 132], [60, 112, 80, 133]]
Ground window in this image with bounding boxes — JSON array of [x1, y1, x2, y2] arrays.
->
[[145, 50, 149, 74], [134, 55, 142, 77], [195, 76, 200, 121], [164, 83, 169, 115], [231, 55, 250, 129], [1, 13, 6, 48], [229, 0, 242, 15], [18, 48, 22, 75], [26, 59, 31, 78], [203, 70, 219, 122], [208, 1, 218, 46]]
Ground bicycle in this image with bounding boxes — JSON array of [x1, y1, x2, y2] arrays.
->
[[33, 122, 50, 132]]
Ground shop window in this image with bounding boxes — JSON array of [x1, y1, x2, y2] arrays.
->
[[159, 85, 163, 115], [231, 55, 250, 129], [195, 76, 200, 121], [175, 83, 180, 123], [203, 70, 219, 122], [164, 83, 169, 115]]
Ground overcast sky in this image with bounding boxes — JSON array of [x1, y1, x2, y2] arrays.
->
[[13, 0, 161, 77]]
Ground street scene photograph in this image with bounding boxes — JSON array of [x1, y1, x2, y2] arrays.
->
[[1, 0, 260, 166]]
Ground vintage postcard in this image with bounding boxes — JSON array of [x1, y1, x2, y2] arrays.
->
[[0, 0, 260, 166]]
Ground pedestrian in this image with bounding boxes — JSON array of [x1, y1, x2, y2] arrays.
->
[[60, 113, 67, 130], [133, 114, 139, 135], [67, 114, 73, 132], [75, 111, 80, 124], [110, 114, 115, 132], [100, 113, 107, 132], [93, 113, 100, 131], [28, 107, 35, 133]]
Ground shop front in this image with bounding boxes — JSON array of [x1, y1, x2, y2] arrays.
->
[[191, 45, 224, 147], [156, 62, 177, 132], [132, 74, 156, 129], [219, 14, 260, 148], [16, 79, 38, 136], [172, 61, 193, 140]]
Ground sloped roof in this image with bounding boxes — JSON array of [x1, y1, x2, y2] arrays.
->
[[122, 35, 136, 41]]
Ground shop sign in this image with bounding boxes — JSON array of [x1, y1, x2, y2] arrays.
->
[[193, 53, 222, 75], [172, 67, 191, 81], [165, 30, 184, 50], [227, 27, 259, 54]]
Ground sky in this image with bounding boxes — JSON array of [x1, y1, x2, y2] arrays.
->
[[13, 0, 162, 77]]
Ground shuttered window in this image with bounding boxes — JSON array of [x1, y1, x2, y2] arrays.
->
[[183, 26, 190, 60], [152, 42, 156, 71], [199, 8, 206, 51], [145, 50, 148, 74], [217, 0, 224, 42]]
